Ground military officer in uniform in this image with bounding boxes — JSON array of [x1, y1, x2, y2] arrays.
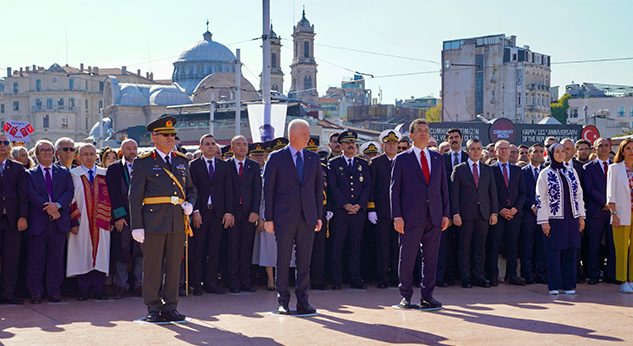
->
[[306, 137, 329, 289], [328, 130, 371, 289], [368, 129, 401, 288], [129, 115, 196, 323]]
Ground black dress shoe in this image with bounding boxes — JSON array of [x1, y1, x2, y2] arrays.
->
[[266, 285, 276, 291], [524, 278, 535, 285], [489, 280, 499, 287], [331, 284, 342, 290], [296, 303, 317, 314], [77, 294, 88, 301], [397, 298, 412, 309], [350, 281, 367, 289], [229, 287, 240, 294], [49, 295, 62, 303], [206, 285, 226, 294], [240, 285, 257, 292], [31, 296, 42, 304], [535, 276, 547, 284], [413, 282, 422, 288], [508, 277, 526, 286], [1, 296, 24, 304], [377, 282, 388, 289], [276, 304, 290, 315], [144, 311, 162, 323], [474, 279, 491, 288], [588, 278, 599, 285], [420, 297, 443, 311], [436, 282, 450, 288], [161, 310, 186, 322], [93, 293, 106, 300], [461, 281, 472, 288], [193, 287, 204, 296]]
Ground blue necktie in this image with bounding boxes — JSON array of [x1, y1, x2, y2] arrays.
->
[[296, 151, 304, 183], [0, 162, 4, 176], [88, 169, 94, 184]]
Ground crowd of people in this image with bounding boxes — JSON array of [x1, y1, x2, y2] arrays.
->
[[0, 116, 632, 319]]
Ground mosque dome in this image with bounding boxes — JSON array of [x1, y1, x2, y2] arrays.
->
[[149, 85, 192, 106], [172, 29, 236, 95]]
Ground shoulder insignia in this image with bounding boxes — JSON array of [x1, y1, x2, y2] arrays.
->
[[173, 151, 188, 159], [138, 151, 153, 159]]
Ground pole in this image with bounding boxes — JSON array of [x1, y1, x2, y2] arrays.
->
[[99, 107, 103, 147], [209, 92, 215, 135], [235, 49, 241, 136], [262, 0, 272, 140]]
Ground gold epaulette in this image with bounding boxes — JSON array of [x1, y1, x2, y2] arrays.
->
[[137, 151, 153, 159], [172, 150, 188, 159], [367, 202, 376, 209]]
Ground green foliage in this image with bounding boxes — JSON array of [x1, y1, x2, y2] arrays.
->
[[550, 93, 571, 124], [425, 101, 442, 123]]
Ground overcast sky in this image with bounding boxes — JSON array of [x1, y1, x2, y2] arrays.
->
[[2, 0, 632, 103]]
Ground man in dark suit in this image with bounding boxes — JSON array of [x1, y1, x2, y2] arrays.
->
[[368, 129, 401, 288], [437, 128, 469, 287], [583, 137, 615, 284], [451, 138, 498, 288], [263, 119, 323, 315], [520, 144, 547, 284], [189, 134, 235, 295], [226, 135, 262, 293], [129, 116, 196, 322], [106, 138, 142, 298], [487, 140, 527, 286], [391, 119, 450, 310], [328, 130, 371, 290], [26, 140, 74, 304], [0, 135, 29, 304]]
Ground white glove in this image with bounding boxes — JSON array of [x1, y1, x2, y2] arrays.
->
[[326, 211, 334, 221], [132, 229, 145, 243], [181, 202, 193, 215], [368, 211, 378, 224]]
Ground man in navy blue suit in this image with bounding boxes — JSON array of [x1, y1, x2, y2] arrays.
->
[[391, 118, 450, 311], [263, 119, 324, 315], [0, 135, 29, 305], [520, 144, 547, 284], [583, 138, 616, 284], [26, 140, 74, 304], [487, 140, 527, 286]]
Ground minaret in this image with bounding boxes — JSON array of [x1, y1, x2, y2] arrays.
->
[[289, 8, 318, 102], [269, 24, 284, 93]]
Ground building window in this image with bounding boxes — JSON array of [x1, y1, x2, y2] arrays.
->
[[517, 94, 521, 106], [43, 114, 50, 128], [46, 98, 53, 110], [61, 115, 69, 128], [475, 54, 484, 115], [98, 100, 103, 110], [36, 79, 42, 91], [271, 53, 277, 68], [303, 76, 312, 91], [630, 107, 633, 117], [99, 82, 104, 92], [85, 116, 89, 130], [35, 98, 42, 110], [619, 106, 626, 117], [0, 104, 4, 113], [69, 79, 74, 90], [304, 41, 310, 58], [69, 98, 75, 110], [85, 99, 89, 113], [58, 98, 64, 110], [12, 82, 18, 94], [12, 101, 19, 111]]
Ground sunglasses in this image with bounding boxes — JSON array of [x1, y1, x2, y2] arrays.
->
[[154, 133, 177, 137], [0, 141, 10, 146], [60, 147, 76, 152], [397, 146, 408, 150]]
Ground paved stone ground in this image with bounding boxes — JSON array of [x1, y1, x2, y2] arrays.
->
[[1, 282, 632, 345]]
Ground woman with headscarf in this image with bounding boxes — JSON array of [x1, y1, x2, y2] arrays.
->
[[606, 138, 633, 293], [536, 143, 585, 295]]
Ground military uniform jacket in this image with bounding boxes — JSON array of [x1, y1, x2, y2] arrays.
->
[[129, 149, 196, 233], [327, 155, 371, 210], [368, 154, 394, 219]]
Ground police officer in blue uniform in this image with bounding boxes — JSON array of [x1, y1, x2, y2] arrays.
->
[[327, 130, 371, 289]]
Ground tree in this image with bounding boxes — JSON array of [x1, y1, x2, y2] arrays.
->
[[550, 93, 571, 124], [425, 101, 442, 123]]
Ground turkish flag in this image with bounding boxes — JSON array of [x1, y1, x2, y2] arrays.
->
[[25, 124, 34, 133]]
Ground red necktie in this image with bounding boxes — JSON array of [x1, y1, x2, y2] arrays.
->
[[472, 163, 479, 188], [502, 163, 509, 187], [420, 151, 430, 184]]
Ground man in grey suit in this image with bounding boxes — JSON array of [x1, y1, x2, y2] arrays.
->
[[263, 119, 324, 315], [451, 138, 499, 288]]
